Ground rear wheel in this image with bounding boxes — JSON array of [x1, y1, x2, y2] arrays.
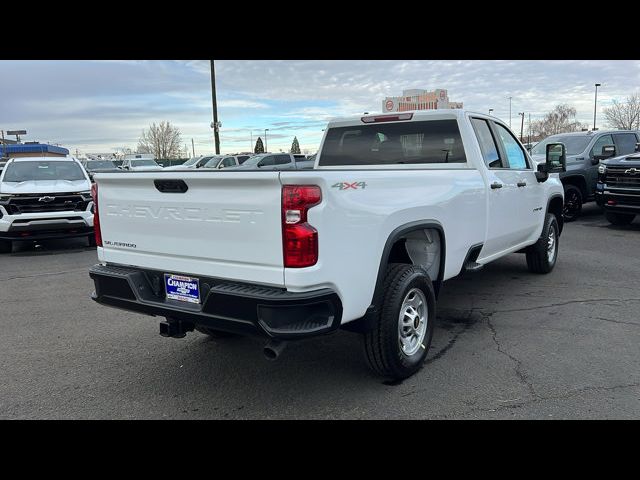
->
[[605, 212, 635, 225], [363, 263, 435, 380], [562, 184, 582, 222], [0, 239, 12, 254], [526, 213, 559, 274], [195, 326, 239, 338]]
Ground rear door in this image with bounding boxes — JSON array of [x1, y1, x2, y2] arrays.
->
[[96, 171, 285, 286]]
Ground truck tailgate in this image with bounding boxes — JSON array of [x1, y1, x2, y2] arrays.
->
[[95, 171, 284, 286]]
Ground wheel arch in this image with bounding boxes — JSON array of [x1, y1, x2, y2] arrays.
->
[[547, 194, 564, 235], [372, 221, 446, 303], [561, 175, 588, 200]]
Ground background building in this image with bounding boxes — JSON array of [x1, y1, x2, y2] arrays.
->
[[0, 143, 69, 158], [382, 89, 463, 112]]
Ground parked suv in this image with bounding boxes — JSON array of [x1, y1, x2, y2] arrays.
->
[[595, 146, 640, 225], [0, 156, 94, 253], [531, 130, 640, 221]]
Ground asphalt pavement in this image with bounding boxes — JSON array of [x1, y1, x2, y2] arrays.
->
[[1, 203, 639, 419]]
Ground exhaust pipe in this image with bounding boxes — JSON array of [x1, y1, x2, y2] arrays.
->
[[263, 339, 287, 361]]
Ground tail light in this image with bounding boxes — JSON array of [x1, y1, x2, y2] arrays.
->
[[282, 185, 321, 268], [91, 183, 103, 247]]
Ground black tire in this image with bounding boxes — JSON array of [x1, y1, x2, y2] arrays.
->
[[526, 213, 559, 274], [0, 240, 12, 254], [605, 211, 635, 226], [363, 263, 436, 380], [562, 184, 582, 222], [87, 234, 97, 247], [195, 326, 239, 338]]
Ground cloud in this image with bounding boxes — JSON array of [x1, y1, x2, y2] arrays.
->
[[1, 60, 640, 154]]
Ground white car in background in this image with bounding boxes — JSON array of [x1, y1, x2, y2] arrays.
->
[[0, 156, 95, 253], [121, 158, 163, 171], [164, 155, 214, 171]]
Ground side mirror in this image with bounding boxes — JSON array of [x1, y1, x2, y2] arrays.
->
[[635, 142, 640, 153], [593, 144, 616, 163], [546, 142, 566, 173]]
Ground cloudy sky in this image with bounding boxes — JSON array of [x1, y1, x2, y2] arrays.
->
[[1, 60, 639, 156]]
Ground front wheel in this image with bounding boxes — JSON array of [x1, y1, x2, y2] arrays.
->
[[605, 212, 635, 225], [562, 184, 582, 222], [363, 263, 436, 380], [526, 213, 559, 274]]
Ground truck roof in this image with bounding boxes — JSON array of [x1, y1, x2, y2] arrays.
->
[[326, 109, 486, 128], [6, 156, 79, 162]]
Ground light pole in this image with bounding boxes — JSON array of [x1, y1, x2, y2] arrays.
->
[[593, 83, 601, 131], [518, 112, 525, 142], [489, 109, 494, 116], [508, 97, 512, 128], [210, 60, 220, 154], [264, 129, 269, 152]]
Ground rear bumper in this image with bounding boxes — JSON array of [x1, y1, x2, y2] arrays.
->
[[89, 263, 343, 340], [595, 183, 640, 214]]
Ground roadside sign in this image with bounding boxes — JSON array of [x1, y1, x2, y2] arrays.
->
[[385, 100, 394, 111], [7, 130, 27, 136]]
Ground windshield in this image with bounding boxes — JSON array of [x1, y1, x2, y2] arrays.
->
[[240, 155, 265, 167], [3, 161, 86, 182], [531, 135, 591, 156], [181, 157, 201, 167], [131, 160, 159, 167], [86, 161, 116, 169], [204, 156, 223, 168]]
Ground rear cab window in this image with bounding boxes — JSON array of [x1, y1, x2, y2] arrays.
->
[[318, 118, 467, 167]]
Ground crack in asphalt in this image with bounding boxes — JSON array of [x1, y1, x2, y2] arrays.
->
[[432, 381, 640, 419], [490, 298, 640, 314], [0, 268, 88, 282], [486, 316, 537, 398], [589, 316, 640, 328]]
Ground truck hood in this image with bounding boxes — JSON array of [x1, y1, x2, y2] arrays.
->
[[163, 164, 196, 171], [603, 153, 640, 167], [129, 166, 164, 171], [0, 179, 90, 194]]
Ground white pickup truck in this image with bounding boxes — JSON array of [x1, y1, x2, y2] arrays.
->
[[89, 110, 566, 380]]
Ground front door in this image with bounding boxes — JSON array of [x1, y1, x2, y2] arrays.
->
[[470, 117, 525, 259]]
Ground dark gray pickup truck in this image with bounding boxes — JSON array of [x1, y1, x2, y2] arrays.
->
[[596, 150, 640, 225], [531, 130, 640, 221]]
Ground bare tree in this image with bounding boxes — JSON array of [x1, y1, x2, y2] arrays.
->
[[137, 121, 183, 159], [530, 104, 589, 139], [604, 93, 640, 131]]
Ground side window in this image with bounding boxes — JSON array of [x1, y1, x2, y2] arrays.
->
[[471, 118, 503, 168], [222, 157, 235, 167], [613, 133, 638, 155], [494, 123, 529, 169], [259, 156, 275, 166], [275, 155, 291, 165], [590, 134, 614, 158]]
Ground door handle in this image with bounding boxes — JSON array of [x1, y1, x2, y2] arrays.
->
[[490, 182, 503, 189], [517, 181, 527, 187]]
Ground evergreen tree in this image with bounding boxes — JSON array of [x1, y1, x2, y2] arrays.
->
[[254, 137, 265, 154], [290, 136, 301, 154]]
